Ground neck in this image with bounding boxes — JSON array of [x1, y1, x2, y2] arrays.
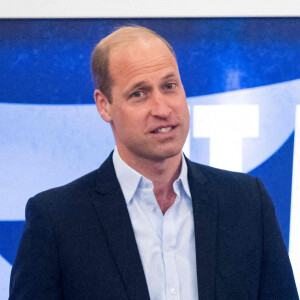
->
[[117, 148, 182, 214]]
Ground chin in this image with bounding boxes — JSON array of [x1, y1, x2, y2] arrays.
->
[[147, 147, 182, 161], [125, 140, 184, 162]]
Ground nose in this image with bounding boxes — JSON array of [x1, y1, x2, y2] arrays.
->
[[150, 91, 172, 119]]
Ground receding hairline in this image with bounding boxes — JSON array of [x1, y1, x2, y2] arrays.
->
[[95, 26, 176, 58]]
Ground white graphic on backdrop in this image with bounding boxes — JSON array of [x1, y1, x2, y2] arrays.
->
[[193, 105, 259, 172], [289, 105, 300, 290], [188, 78, 300, 173], [0, 256, 12, 299], [0, 104, 115, 220]]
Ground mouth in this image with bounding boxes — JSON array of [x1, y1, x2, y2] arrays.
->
[[151, 125, 177, 134]]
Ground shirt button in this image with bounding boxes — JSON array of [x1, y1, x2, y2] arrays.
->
[[169, 288, 176, 295]]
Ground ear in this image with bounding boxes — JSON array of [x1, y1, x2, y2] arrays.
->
[[94, 89, 112, 122]]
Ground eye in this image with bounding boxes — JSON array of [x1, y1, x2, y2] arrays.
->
[[165, 83, 175, 90], [131, 90, 142, 98]]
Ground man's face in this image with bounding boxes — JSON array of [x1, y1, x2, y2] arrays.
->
[[105, 37, 190, 163]]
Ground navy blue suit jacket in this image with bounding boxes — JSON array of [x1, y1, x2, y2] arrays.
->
[[10, 154, 299, 299]]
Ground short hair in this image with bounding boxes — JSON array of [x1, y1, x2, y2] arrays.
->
[[91, 26, 176, 103]]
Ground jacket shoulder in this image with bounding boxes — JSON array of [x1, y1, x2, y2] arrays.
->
[[187, 159, 258, 187], [33, 169, 99, 203]]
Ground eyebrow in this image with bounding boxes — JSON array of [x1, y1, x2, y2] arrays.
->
[[123, 81, 149, 98], [161, 72, 177, 81], [129, 81, 148, 92]]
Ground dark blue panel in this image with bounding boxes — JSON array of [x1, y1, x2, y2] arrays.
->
[[1, 18, 300, 104], [248, 132, 294, 249], [0, 221, 25, 264]]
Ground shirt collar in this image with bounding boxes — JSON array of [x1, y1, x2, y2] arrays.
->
[[113, 148, 191, 204], [113, 148, 142, 204], [177, 155, 192, 199]]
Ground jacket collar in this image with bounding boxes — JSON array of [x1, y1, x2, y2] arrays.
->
[[92, 152, 151, 300], [186, 158, 217, 300]]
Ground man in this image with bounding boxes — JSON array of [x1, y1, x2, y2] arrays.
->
[[10, 26, 298, 299]]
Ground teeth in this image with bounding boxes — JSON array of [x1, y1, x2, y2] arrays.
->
[[156, 127, 172, 133]]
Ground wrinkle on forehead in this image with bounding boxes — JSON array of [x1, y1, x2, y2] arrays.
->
[[117, 55, 176, 79]]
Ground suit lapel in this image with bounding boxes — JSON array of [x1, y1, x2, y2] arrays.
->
[[91, 154, 150, 300], [187, 159, 218, 300]]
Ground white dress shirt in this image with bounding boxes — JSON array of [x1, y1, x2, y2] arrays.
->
[[113, 149, 198, 300]]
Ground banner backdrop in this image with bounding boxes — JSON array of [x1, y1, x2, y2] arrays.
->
[[1, 18, 300, 297]]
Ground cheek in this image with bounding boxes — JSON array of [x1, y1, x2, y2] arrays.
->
[[177, 101, 190, 120], [114, 112, 140, 133], [186, 108, 190, 123]]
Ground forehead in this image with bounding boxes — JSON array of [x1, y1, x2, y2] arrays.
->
[[108, 37, 179, 86]]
